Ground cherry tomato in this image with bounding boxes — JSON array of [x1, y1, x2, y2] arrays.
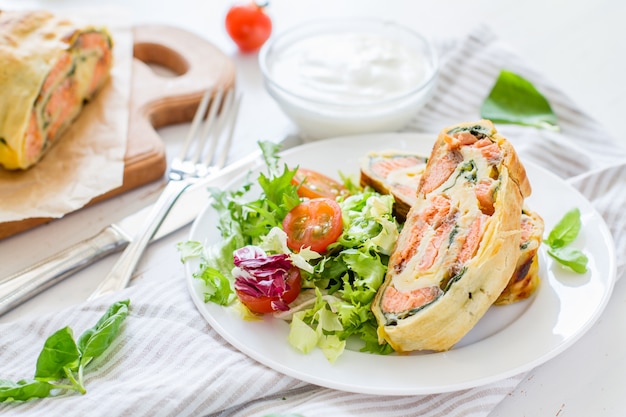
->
[[292, 168, 349, 200], [282, 198, 343, 253], [225, 1, 272, 53], [236, 267, 302, 314]]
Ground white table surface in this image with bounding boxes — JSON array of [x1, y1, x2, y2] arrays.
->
[[1, 1, 625, 416]]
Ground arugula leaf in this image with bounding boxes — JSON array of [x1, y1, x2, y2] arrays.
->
[[259, 140, 283, 178], [251, 165, 300, 228], [544, 208, 588, 273], [211, 141, 299, 244], [34, 327, 80, 381], [210, 184, 249, 244], [0, 379, 52, 402], [481, 69, 558, 130], [545, 208, 581, 248]]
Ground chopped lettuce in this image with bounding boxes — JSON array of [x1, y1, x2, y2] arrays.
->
[[288, 191, 398, 356], [179, 141, 398, 360], [287, 289, 347, 362]]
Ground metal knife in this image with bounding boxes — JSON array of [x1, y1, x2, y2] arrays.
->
[[0, 145, 275, 316]]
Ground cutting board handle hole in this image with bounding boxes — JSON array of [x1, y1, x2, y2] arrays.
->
[[134, 42, 189, 76]]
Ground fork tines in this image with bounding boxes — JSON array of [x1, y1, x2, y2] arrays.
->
[[177, 87, 241, 178]]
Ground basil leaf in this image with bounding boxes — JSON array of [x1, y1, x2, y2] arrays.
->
[[481, 69, 558, 130], [545, 208, 582, 248], [543, 208, 588, 274], [1, 300, 130, 402], [548, 246, 588, 273], [34, 327, 80, 381], [0, 379, 52, 402], [77, 299, 130, 367]]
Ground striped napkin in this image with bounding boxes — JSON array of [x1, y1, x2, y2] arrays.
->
[[2, 28, 625, 417]]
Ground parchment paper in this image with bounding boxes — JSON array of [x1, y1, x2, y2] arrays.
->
[[0, 8, 132, 222]]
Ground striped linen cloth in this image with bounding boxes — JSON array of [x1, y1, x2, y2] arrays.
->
[[1, 28, 625, 417]]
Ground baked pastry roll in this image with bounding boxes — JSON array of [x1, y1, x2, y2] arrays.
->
[[359, 151, 428, 222], [494, 207, 544, 305], [371, 120, 532, 352], [360, 149, 544, 305], [0, 10, 113, 170]]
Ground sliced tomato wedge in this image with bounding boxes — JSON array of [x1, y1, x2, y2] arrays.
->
[[282, 198, 343, 253], [236, 267, 302, 314], [292, 168, 349, 200]]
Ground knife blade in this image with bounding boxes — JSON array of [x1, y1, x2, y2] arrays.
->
[[0, 141, 281, 316]]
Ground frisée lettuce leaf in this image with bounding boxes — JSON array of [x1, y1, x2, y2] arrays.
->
[[287, 191, 397, 359]]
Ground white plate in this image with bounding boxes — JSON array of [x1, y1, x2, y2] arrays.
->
[[185, 133, 616, 395]]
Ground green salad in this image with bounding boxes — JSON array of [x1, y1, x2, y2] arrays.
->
[[178, 141, 399, 362]]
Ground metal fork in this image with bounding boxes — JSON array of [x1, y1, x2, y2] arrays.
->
[[88, 87, 241, 300]]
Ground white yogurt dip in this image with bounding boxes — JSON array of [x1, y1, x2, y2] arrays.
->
[[259, 20, 438, 140], [268, 33, 429, 105]]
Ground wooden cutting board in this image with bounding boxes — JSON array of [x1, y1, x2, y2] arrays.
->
[[0, 25, 236, 240]]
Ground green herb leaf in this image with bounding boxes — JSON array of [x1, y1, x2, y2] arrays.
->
[[194, 266, 236, 305], [259, 140, 282, 178], [34, 327, 80, 381], [481, 69, 558, 130], [77, 299, 130, 367], [545, 208, 582, 248], [0, 379, 53, 403], [1, 300, 130, 402], [544, 208, 588, 273], [176, 240, 205, 262], [355, 321, 394, 355], [184, 143, 400, 360], [547, 246, 588, 273]]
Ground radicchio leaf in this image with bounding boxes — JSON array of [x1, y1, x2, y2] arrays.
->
[[232, 246, 295, 310], [233, 246, 266, 263]]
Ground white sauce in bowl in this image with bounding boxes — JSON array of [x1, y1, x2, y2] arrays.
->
[[259, 20, 438, 140], [268, 33, 429, 104]]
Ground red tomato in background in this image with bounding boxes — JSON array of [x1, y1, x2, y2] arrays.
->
[[282, 198, 343, 253], [292, 168, 350, 200], [225, 1, 272, 52], [236, 267, 302, 313]]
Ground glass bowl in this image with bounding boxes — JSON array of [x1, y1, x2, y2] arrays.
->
[[259, 18, 439, 140]]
